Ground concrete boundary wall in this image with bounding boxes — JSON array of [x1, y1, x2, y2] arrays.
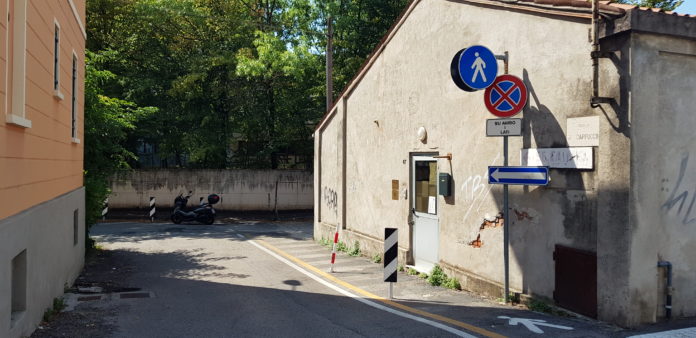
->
[[109, 170, 313, 211]]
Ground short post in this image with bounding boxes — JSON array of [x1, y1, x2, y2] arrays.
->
[[101, 198, 109, 220], [330, 225, 339, 273], [384, 228, 398, 299], [149, 197, 156, 222]]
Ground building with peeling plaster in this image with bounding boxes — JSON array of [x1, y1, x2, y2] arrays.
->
[[313, 0, 696, 328]]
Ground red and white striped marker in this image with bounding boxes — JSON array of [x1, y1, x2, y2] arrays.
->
[[330, 228, 339, 273]]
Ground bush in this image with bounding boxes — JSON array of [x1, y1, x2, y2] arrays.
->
[[427, 265, 446, 286]]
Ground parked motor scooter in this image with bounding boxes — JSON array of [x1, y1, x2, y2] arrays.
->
[[171, 191, 220, 225]]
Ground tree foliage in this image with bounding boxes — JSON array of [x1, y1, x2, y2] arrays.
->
[[86, 0, 410, 169], [615, 0, 684, 11], [84, 50, 156, 230]]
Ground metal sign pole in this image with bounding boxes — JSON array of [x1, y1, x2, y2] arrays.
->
[[499, 51, 510, 304], [503, 135, 510, 303]]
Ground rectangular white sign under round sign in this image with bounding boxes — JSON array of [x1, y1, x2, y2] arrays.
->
[[521, 147, 593, 169], [486, 118, 522, 137]]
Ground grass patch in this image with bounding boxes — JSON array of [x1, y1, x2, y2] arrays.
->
[[348, 241, 361, 257], [318, 237, 332, 247], [407, 267, 419, 275], [527, 298, 552, 313], [336, 241, 348, 253], [398, 264, 405, 272], [42, 297, 66, 322], [418, 272, 428, 279], [372, 254, 381, 263]]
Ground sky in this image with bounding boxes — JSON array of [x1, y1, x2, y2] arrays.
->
[[676, 0, 696, 14]]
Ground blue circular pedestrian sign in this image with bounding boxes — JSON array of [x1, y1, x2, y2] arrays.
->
[[450, 45, 498, 91]]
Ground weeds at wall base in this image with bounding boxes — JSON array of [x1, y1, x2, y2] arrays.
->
[[42, 297, 66, 323]]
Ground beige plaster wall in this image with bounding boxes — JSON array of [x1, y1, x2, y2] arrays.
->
[[629, 33, 696, 324], [317, 106, 342, 226]]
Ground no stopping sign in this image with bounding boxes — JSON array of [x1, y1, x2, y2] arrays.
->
[[484, 74, 528, 118]]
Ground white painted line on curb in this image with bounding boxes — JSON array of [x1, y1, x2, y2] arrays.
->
[[238, 233, 476, 338]]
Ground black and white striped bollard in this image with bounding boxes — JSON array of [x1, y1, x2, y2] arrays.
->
[[149, 197, 156, 222], [102, 198, 109, 220], [384, 228, 398, 299]]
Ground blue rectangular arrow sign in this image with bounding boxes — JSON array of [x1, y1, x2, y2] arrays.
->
[[488, 166, 549, 186]]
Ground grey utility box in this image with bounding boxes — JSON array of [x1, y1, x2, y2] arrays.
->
[[438, 173, 452, 197]]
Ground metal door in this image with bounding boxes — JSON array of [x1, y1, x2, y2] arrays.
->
[[411, 155, 439, 272], [553, 245, 597, 318]]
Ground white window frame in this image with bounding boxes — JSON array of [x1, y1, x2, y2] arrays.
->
[[71, 51, 80, 143], [53, 19, 63, 100], [6, 0, 31, 128]]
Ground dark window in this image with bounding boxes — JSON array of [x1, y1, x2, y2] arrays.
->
[[11, 250, 27, 326], [73, 209, 79, 246], [54, 23, 59, 91], [71, 54, 77, 138]]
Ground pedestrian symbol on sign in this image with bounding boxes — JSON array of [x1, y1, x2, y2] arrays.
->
[[471, 52, 487, 83], [450, 45, 498, 91]]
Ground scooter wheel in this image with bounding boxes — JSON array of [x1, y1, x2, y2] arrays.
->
[[171, 214, 183, 224], [204, 214, 214, 225]]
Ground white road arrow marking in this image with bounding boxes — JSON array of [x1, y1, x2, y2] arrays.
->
[[498, 316, 574, 334], [491, 169, 546, 182]]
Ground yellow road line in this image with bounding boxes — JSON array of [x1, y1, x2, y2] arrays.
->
[[256, 239, 506, 338]]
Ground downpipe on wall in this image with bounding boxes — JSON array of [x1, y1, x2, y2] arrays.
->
[[590, 0, 614, 107], [657, 261, 673, 319]]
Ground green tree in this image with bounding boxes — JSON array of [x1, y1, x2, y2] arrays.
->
[[615, 0, 683, 11], [84, 50, 156, 239], [85, 0, 409, 170]]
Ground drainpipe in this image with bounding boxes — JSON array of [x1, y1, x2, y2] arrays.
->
[[657, 261, 673, 319], [590, 0, 613, 107], [591, 0, 599, 101]]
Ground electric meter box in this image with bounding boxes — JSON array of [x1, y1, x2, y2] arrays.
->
[[438, 173, 452, 197]]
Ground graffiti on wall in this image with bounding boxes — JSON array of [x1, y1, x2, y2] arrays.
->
[[460, 152, 501, 222], [323, 186, 338, 214], [662, 153, 696, 225]]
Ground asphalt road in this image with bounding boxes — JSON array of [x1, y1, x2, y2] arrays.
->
[[82, 221, 694, 338], [90, 221, 470, 337]]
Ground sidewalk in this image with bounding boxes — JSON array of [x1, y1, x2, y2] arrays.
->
[[253, 231, 622, 338]]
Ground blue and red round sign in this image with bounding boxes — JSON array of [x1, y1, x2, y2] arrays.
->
[[484, 74, 528, 117]]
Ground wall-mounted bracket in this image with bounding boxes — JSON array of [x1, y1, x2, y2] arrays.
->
[[433, 153, 452, 161], [590, 96, 615, 108]]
